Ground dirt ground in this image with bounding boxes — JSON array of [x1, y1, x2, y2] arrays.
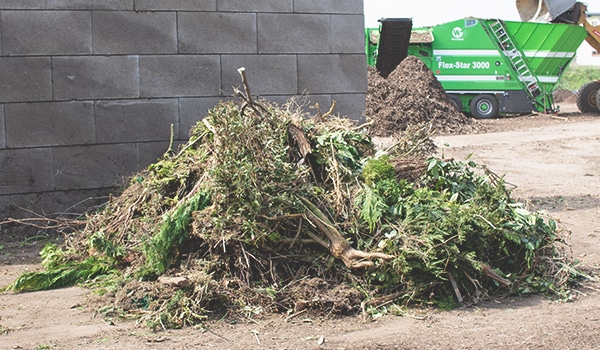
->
[[1, 103, 600, 350]]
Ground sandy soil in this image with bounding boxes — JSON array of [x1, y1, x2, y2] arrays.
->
[[1, 104, 600, 350]]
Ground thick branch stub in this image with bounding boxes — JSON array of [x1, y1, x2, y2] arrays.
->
[[235, 67, 270, 117], [481, 263, 511, 287], [340, 246, 394, 269], [237, 67, 253, 105], [300, 197, 393, 269]]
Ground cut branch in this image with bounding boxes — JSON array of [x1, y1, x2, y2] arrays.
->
[[234, 67, 269, 117], [299, 197, 393, 269], [237, 67, 254, 106], [480, 263, 511, 287]]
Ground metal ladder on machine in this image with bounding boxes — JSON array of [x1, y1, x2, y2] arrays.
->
[[488, 19, 541, 98]]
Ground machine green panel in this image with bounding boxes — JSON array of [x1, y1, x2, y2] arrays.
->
[[503, 21, 587, 91], [426, 19, 522, 92], [365, 28, 379, 66]]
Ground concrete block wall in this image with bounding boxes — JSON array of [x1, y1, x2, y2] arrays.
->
[[0, 0, 367, 219]]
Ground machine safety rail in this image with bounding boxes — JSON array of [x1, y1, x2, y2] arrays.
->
[[488, 19, 541, 97]]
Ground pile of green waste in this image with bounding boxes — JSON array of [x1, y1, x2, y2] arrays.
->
[[5, 97, 586, 329]]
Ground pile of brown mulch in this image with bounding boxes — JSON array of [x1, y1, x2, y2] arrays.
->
[[365, 56, 479, 137], [553, 88, 576, 103]]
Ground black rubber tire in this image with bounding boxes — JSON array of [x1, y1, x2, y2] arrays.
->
[[470, 94, 499, 119], [448, 95, 462, 112], [576, 81, 600, 113]]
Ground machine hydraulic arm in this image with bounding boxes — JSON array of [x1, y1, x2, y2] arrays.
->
[[576, 4, 600, 53], [517, 0, 600, 113], [517, 0, 600, 52]]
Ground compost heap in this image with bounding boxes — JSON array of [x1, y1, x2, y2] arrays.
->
[[553, 88, 576, 103], [366, 56, 479, 137], [7, 95, 583, 329]]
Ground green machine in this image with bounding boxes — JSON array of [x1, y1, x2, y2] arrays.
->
[[365, 27, 379, 67], [367, 17, 587, 118]]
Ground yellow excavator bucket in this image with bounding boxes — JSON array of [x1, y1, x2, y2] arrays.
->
[[516, 0, 577, 21]]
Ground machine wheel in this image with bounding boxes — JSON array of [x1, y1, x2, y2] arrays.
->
[[576, 81, 600, 113], [470, 94, 499, 119], [448, 95, 462, 112]]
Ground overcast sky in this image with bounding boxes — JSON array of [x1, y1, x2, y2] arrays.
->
[[363, 0, 600, 28]]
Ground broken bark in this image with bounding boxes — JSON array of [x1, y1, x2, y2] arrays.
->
[[288, 123, 312, 158], [288, 123, 325, 182]]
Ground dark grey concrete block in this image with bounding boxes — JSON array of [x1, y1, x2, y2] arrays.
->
[[53, 143, 140, 190], [257, 14, 330, 53], [2, 11, 92, 56], [268, 93, 365, 121], [0, 57, 52, 102], [332, 15, 366, 54], [134, 0, 216, 11], [0, 105, 5, 148], [256, 95, 293, 107], [294, 0, 363, 14], [217, 0, 293, 12], [0, 0, 44, 9], [200, 91, 365, 125], [140, 55, 220, 97], [5, 101, 95, 148], [267, 93, 336, 116], [221, 55, 297, 95], [0, 188, 114, 220], [298, 54, 367, 94], [46, 0, 133, 10], [277, 93, 364, 123], [93, 11, 177, 54], [95, 99, 179, 143], [0, 148, 53, 194], [178, 12, 257, 54], [179, 97, 223, 139], [53, 56, 140, 100], [297, 94, 334, 116], [249, 94, 334, 119], [139, 141, 172, 167], [331, 93, 366, 122]]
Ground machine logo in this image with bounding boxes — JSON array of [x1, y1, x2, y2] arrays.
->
[[452, 27, 464, 40]]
